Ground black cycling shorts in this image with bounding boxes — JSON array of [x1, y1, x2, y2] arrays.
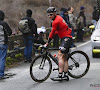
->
[[59, 37, 72, 54]]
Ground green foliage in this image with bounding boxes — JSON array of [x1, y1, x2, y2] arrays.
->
[[51, 42, 53, 46], [6, 53, 24, 68], [84, 32, 90, 36], [15, 53, 23, 57]]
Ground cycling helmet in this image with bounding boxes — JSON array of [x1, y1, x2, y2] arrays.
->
[[47, 7, 57, 13]]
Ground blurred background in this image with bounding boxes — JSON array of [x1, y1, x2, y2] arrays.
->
[[0, 0, 98, 32]]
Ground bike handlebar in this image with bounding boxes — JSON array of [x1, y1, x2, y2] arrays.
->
[[33, 43, 59, 50]]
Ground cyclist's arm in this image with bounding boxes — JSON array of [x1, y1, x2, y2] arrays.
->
[[49, 22, 58, 39], [47, 22, 58, 44]]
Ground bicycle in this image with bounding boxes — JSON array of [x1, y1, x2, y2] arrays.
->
[[30, 44, 90, 82]]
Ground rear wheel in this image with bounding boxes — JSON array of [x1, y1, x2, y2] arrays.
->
[[30, 55, 52, 82], [68, 51, 90, 79]]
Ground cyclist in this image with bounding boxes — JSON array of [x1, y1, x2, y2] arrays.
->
[[45, 7, 72, 81]]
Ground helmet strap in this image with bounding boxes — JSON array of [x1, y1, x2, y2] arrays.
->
[[52, 13, 57, 20]]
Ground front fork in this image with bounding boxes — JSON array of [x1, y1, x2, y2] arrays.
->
[[39, 52, 48, 69]]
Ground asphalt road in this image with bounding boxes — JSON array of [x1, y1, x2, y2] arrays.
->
[[0, 40, 100, 90]]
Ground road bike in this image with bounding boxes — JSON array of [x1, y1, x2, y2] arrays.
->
[[30, 44, 90, 82]]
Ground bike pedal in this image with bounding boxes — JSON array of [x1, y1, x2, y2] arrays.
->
[[53, 68, 58, 71], [50, 78, 62, 82]]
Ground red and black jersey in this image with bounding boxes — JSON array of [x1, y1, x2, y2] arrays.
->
[[49, 15, 72, 39]]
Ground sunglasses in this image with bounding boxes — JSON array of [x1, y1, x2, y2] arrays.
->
[[48, 13, 54, 16]]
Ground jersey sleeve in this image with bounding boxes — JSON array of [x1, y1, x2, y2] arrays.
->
[[49, 21, 58, 39]]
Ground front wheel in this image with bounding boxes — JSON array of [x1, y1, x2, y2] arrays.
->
[[68, 50, 90, 79], [30, 55, 52, 82]]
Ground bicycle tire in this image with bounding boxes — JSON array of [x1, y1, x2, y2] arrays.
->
[[30, 55, 52, 82], [68, 50, 90, 79]]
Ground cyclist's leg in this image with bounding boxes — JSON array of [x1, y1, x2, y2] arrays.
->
[[64, 54, 68, 72], [50, 52, 65, 81], [57, 52, 65, 73], [57, 52, 68, 72], [60, 37, 72, 80], [63, 54, 69, 81], [51, 40, 66, 81], [51, 37, 72, 81], [57, 52, 69, 81]]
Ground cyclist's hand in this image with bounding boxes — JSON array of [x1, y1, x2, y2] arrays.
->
[[44, 43, 48, 48]]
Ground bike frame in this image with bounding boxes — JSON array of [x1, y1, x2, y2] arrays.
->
[[43, 50, 59, 65], [30, 46, 90, 82], [41, 48, 78, 69]]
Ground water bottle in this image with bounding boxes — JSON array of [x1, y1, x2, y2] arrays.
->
[[53, 54, 57, 59], [53, 54, 58, 64], [53, 54, 59, 71]]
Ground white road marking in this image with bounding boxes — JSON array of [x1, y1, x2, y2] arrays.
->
[[77, 40, 91, 48], [71, 40, 91, 50], [90, 63, 100, 70]]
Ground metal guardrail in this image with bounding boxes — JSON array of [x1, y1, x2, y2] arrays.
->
[[7, 27, 91, 57], [7, 28, 51, 57]]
